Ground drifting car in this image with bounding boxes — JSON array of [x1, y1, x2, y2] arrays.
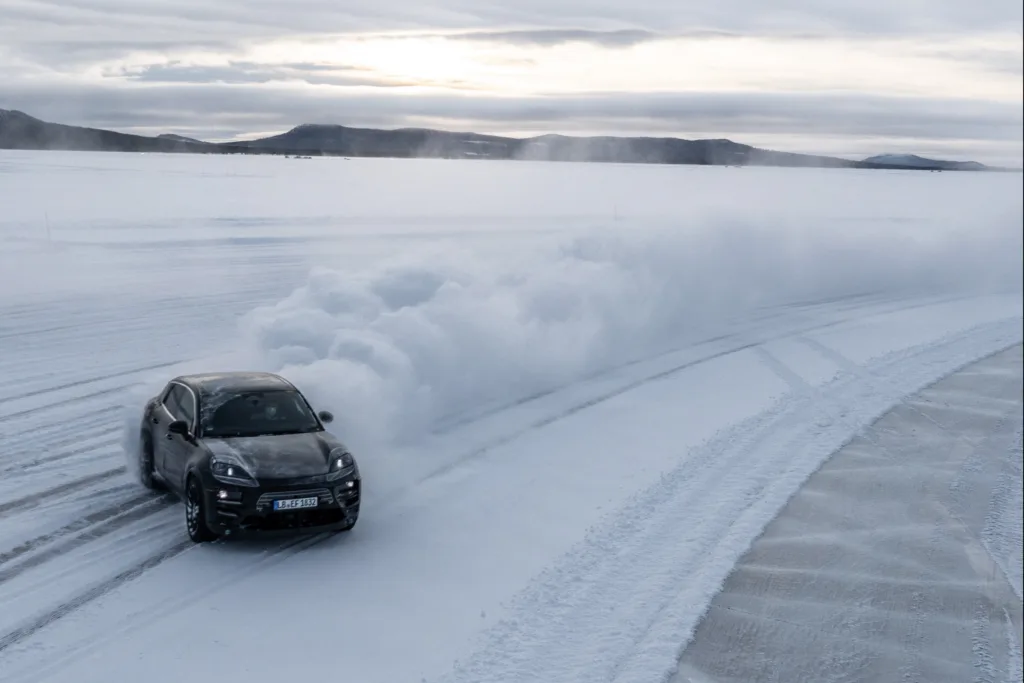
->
[[136, 371, 361, 543]]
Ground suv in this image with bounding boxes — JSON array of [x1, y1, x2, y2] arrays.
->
[[136, 371, 361, 543]]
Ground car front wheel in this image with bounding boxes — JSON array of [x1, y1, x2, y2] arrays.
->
[[185, 477, 218, 543]]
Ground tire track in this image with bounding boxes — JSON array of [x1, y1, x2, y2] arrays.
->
[[427, 291, 929, 435], [0, 437, 120, 476], [0, 387, 134, 423], [0, 492, 174, 573], [0, 360, 186, 407], [0, 321, 794, 659], [0, 531, 321, 658], [0, 467, 128, 516], [431, 320, 1023, 683], [0, 540, 193, 654], [0, 294, 992, 669], [416, 299, 937, 488]]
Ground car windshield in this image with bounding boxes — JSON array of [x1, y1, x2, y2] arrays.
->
[[200, 389, 321, 438]]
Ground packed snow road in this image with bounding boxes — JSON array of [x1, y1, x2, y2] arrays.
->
[[675, 344, 1023, 683], [1, 151, 1022, 682]]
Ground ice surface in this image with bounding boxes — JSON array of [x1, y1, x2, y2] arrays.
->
[[0, 150, 1022, 683], [674, 345, 1024, 683]]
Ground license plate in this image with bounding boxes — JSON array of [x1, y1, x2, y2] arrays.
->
[[273, 496, 318, 511]]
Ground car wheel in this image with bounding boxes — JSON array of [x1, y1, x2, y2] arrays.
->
[[138, 434, 159, 490], [185, 477, 218, 543]]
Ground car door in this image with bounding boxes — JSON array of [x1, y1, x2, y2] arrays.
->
[[151, 383, 183, 477], [163, 383, 198, 491]]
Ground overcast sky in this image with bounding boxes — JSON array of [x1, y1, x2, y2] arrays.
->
[[2, 1, 1021, 164]]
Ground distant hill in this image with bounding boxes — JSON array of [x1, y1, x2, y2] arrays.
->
[[228, 123, 899, 169], [157, 133, 205, 144], [863, 153, 989, 171], [0, 109, 215, 154], [0, 108, 1004, 171]]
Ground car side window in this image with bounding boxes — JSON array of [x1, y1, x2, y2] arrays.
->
[[177, 387, 196, 428], [162, 384, 182, 417]]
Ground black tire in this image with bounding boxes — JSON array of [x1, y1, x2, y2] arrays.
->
[[138, 434, 159, 490], [185, 476, 218, 543]]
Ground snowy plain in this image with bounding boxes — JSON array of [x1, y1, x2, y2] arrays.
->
[[0, 150, 1022, 683]]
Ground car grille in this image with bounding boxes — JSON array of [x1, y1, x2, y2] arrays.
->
[[256, 488, 334, 512]]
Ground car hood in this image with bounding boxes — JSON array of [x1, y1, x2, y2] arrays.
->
[[203, 432, 343, 478]]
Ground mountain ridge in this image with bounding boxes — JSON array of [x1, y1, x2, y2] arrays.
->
[[862, 153, 989, 171], [0, 108, 1010, 171]]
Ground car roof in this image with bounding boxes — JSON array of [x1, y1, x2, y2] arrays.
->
[[172, 371, 296, 397]]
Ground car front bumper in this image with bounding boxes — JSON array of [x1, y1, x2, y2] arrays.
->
[[203, 473, 361, 535]]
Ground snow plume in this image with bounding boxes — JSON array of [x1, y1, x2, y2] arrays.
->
[[230, 213, 1022, 454]]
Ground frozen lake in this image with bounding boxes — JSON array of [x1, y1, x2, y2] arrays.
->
[[0, 150, 1021, 682]]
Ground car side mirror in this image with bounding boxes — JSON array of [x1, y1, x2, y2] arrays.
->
[[318, 410, 334, 424], [168, 420, 190, 436]]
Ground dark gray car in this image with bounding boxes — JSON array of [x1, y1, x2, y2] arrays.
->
[[136, 371, 361, 543]]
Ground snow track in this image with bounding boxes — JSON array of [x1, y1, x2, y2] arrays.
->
[[0, 294, 899, 646], [0, 296, 1020, 683], [436, 319, 1023, 683], [672, 344, 1023, 683], [0, 291, 927, 561]]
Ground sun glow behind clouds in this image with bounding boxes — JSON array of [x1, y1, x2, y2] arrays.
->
[[136, 31, 1022, 102]]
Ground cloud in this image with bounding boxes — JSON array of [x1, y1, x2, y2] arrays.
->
[[116, 61, 410, 88], [15, 40, 237, 68], [923, 47, 1024, 76], [438, 29, 665, 48], [3, 1, 1021, 72]]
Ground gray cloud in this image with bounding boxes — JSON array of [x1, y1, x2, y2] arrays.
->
[[273, 62, 366, 72], [437, 29, 664, 48], [3, 0, 1022, 71], [924, 47, 1024, 76], [116, 62, 406, 88]]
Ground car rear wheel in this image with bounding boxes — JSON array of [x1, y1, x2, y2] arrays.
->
[[185, 477, 218, 543]]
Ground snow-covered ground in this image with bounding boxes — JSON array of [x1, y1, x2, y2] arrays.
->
[[675, 344, 1024, 683], [0, 150, 1021, 683]]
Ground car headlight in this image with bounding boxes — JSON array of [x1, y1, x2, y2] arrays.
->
[[326, 449, 356, 480], [211, 458, 259, 487]]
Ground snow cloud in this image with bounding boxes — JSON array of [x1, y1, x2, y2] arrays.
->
[[97, 153, 1023, 477], [226, 208, 1022, 455]]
